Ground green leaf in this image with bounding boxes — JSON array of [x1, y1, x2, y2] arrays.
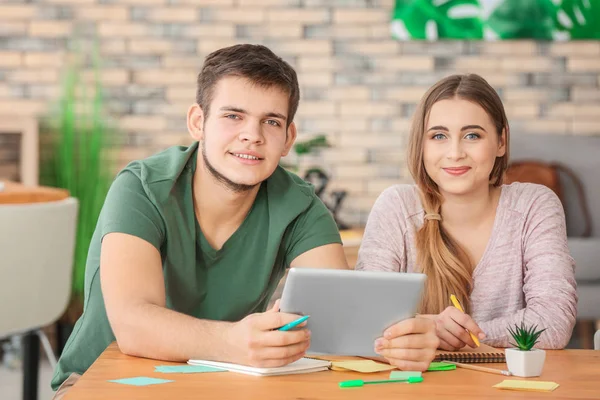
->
[[293, 134, 329, 155], [507, 322, 547, 351], [392, 0, 484, 40], [553, 0, 600, 39], [487, 0, 557, 40]]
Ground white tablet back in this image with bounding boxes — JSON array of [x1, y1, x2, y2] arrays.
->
[[279, 268, 426, 358]]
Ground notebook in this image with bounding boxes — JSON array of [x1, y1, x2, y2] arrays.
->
[[434, 343, 505, 363], [187, 357, 331, 377]]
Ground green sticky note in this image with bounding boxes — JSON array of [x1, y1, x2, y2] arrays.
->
[[108, 377, 174, 386], [155, 365, 226, 373], [427, 362, 456, 371], [389, 371, 422, 380]]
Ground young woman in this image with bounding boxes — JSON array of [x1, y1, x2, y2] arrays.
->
[[357, 74, 577, 352]]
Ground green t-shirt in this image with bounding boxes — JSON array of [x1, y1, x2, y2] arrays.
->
[[51, 142, 341, 390]]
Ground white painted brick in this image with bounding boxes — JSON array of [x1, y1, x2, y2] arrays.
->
[[338, 133, 403, 148], [297, 101, 336, 117], [572, 120, 600, 135], [550, 42, 600, 56], [266, 9, 329, 24], [367, 179, 401, 194], [333, 9, 389, 24], [211, 9, 265, 23], [502, 57, 553, 72], [374, 56, 434, 71], [327, 86, 370, 100], [345, 41, 401, 55], [520, 119, 569, 134], [298, 73, 333, 86], [340, 102, 397, 117], [572, 88, 600, 102], [548, 103, 599, 118], [568, 58, 600, 71], [385, 86, 428, 102], [482, 41, 537, 55]]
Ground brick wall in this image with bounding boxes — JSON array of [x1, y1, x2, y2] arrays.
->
[[1, 0, 599, 226]]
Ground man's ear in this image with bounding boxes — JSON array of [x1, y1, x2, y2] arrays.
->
[[497, 128, 507, 157], [282, 122, 298, 157], [187, 104, 205, 141]]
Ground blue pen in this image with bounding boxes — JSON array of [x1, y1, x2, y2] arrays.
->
[[278, 315, 310, 331]]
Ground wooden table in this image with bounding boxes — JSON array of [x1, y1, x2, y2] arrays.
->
[[0, 180, 69, 204], [64, 343, 600, 400]]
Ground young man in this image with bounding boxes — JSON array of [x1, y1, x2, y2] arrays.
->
[[51, 44, 438, 397]]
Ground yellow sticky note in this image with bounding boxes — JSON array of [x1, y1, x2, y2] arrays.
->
[[493, 380, 559, 392], [331, 360, 396, 373]]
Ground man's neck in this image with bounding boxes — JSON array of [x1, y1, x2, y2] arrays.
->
[[439, 184, 500, 228], [193, 155, 261, 240]]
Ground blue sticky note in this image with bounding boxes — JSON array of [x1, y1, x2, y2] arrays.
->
[[389, 371, 422, 380], [155, 365, 226, 373], [108, 377, 174, 386]]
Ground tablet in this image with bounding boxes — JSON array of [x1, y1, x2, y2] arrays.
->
[[279, 268, 426, 358]]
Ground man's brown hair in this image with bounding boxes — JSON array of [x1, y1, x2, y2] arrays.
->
[[196, 44, 300, 127]]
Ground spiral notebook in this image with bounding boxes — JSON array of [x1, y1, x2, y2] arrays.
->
[[434, 343, 505, 363]]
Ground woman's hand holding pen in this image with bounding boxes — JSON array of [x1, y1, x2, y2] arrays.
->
[[224, 300, 310, 368], [422, 307, 486, 351], [373, 317, 439, 371]]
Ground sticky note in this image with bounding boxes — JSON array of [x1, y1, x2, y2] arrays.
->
[[493, 380, 559, 392], [331, 360, 397, 373], [108, 377, 174, 386], [155, 365, 226, 373], [389, 371, 422, 380], [427, 362, 456, 371]]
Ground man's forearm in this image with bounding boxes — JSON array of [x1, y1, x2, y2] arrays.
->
[[114, 303, 234, 362]]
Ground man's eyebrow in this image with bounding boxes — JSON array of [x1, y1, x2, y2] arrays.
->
[[219, 107, 287, 121], [265, 112, 287, 120], [219, 106, 246, 113]]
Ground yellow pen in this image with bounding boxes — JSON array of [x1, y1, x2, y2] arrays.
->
[[450, 294, 480, 347]]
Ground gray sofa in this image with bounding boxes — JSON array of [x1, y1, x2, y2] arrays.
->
[[510, 134, 600, 322]]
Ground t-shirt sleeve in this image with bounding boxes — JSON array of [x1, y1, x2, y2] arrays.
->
[[98, 170, 165, 251], [283, 195, 342, 267]]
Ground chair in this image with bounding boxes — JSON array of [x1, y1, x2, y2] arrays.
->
[[0, 198, 78, 400]]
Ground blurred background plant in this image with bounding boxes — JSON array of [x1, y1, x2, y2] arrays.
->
[[281, 134, 349, 229], [392, 0, 600, 40], [39, 44, 118, 323]]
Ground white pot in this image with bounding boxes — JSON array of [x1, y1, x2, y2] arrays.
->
[[505, 348, 546, 377]]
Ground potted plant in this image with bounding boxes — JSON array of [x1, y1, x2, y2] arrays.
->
[[505, 322, 547, 377]]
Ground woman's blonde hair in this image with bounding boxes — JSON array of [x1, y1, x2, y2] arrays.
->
[[407, 74, 510, 315]]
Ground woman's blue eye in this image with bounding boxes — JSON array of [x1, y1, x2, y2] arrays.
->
[[465, 132, 480, 140], [432, 133, 446, 140]]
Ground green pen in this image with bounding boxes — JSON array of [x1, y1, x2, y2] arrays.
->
[[339, 376, 423, 388]]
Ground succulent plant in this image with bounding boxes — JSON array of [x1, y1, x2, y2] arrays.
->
[[508, 322, 547, 351]]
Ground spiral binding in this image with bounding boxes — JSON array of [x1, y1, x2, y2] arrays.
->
[[434, 352, 505, 364]]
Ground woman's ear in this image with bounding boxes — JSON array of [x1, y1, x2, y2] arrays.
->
[[497, 128, 507, 157], [187, 104, 205, 141], [281, 122, 298, 157]]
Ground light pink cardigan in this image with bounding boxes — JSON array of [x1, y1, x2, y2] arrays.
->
[[356, 182, 577, 349]]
